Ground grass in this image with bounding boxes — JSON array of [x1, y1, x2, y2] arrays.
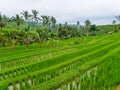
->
[[0, 32, 120, 90]]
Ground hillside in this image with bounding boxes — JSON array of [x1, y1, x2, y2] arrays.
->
[[0, 33, 120, 90]]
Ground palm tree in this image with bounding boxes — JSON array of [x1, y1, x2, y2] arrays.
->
[[116, 16, 120, 30], [50, 16, 56, 32], [41, 15, 50, 26], [12, 14, 23, 30], [41, 15, 46, 26], [7, 31, 18, 50], [31, 10, 40, 30], [21, 11, 31, 29], [116, 16, 120, 22], [112, 20, 117, 32], [77, 21, 80, 30], [0, 22, 6, 30], [2, 15, 9, 22], [0, 31, 7, 47], [85, 19, 91, 36], [51, 16, 56, 26], [19, 30, 30, 49], [0, 13, 2, 22], [36, 27, 48, 47], [0, 13, 6, 30], [112, 20, 116, 25]]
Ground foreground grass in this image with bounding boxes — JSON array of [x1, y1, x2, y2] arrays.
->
[[0, 33, 120, 90]]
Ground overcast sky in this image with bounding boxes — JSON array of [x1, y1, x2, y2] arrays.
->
[[0, 0, 120, 25]]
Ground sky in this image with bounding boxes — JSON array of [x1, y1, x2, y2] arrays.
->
[[0, 0, 120, 25]]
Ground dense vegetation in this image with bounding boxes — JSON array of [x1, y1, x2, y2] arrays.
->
[[0, 33, 120, 90], [0, 10, 119, 49], [0, 10, 120, 90]]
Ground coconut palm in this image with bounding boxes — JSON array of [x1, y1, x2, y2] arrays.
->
[[12, 14, 23, 30], [21, 11, 31, 21], [36, 27, 48, 47], [0, 13, 6, 30], [41, 15, 46, 26], [41, 15, 50, 26], [112, 20, 117, 32], [112, 20, 116, 25], [7, 31, 18, 50], [85, 19, 91, 36], [50, 16, 56, 27], [0, 22, 6, 30], [0, 31, 7, 47], [21, 11, 31, 29], [31, 10, 40, 30], [116, 16, 120, 30], [0, 13, 2, 22], [50, 16, 56, 32], [2, 15, 9, 22], [18, 30, 31, 49], [76, 21, 80, 30], [116, 16, 120, 22]]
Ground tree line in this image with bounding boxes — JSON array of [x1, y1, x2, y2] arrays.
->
[[0, 10, 119, 49]]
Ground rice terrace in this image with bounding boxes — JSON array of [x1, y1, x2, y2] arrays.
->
[[0, 0, 120, 90]]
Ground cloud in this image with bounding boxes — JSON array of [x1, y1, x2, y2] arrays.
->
[[0, 0, 120, 25]]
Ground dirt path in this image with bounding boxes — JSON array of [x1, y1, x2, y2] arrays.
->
[[115, 84, 120, 90]]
